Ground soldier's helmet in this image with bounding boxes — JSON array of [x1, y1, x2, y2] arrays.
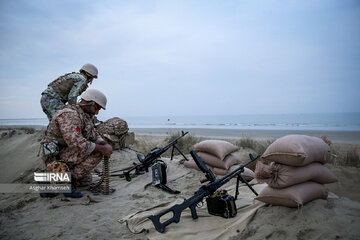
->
[[80, 64, 98, 78], [81, 89, 107, 109]]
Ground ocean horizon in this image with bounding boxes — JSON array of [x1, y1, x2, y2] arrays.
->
[[0, 112, 360, 132]]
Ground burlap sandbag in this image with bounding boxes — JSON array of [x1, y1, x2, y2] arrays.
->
[[261, 135, 331, 166], [197, 152, 242, 170], [255, 181, 329, 207], [255, 161, 337, 189], [96, 117, 129, 149], [193, 140, 239, 160]]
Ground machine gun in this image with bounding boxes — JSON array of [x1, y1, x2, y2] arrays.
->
[[148, 150, 260, 233], [102, 131, 189, 179], [101, 131, 188, 194], [123, 131, 189, 181]]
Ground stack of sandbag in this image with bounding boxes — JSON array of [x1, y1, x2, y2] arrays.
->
[[254, 135, 337, 207], [183, 140, 255, 181]]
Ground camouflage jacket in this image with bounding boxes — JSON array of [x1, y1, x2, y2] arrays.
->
[[43, 104, 103, 156], [47, 72, 89, 103]]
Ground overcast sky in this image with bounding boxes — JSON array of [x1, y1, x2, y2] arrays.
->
[[0, 0, 359, 120]]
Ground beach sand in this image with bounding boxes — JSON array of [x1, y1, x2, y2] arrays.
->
[[0, 127, 359, 239]]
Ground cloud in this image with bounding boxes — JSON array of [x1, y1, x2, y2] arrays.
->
[[0, 0, 359, 118]]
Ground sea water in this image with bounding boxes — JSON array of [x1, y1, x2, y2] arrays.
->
[[1, 113, 359, 131]]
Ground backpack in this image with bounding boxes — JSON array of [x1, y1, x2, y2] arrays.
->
[[96, 117, 129, 149]]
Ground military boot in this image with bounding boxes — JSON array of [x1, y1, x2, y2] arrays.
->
[[63, 183, 83, 198], [38, 181, 58, 198]]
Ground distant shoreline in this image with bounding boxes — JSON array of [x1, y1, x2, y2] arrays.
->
[[1, 125, 359, 143], [130, 127, 360, 143], [0, 125, 47, 130]]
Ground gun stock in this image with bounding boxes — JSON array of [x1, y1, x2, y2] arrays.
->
[[148, 188, 208, 233]]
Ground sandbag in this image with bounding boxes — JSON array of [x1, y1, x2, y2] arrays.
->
[[261, 135, 331, 166], [182, 159, 200, 170], [96, 117, 129, 149], [255, 181, 329, 207], [193, 140, 239, 160], [255, 161, 337, 188], [197, 152, 242, 170]]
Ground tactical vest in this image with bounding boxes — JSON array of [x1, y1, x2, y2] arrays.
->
[[42, 104, 98, 163], [48, 72, 87, 102], [65, 104, 98, 142], [46, 104, 98, 148]]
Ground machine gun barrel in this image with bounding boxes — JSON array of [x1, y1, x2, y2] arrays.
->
[[217, 153, 259, 183], [160, 131, 189, 156]]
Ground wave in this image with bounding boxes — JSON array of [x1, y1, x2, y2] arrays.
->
[[1, 113, 360, 131]]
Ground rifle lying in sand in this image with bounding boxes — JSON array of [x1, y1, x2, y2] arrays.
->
[[148, 150, 260, 233]]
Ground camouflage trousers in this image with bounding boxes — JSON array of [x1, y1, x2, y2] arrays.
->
[[44, 150, 103, 187], [40, 87, 65, 120], [71, 152, 103, 187]]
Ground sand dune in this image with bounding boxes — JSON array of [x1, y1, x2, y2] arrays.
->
[[0, 128, 359, 239]]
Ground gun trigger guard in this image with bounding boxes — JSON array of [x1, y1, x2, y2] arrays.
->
[[196, 200, 204, 208]]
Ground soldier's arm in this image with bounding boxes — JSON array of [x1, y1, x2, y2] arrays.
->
[[93, 126, 112, 156], [68, 74, 88, 104], [93, 144, 112, 158], [94, 125, 106, 144]]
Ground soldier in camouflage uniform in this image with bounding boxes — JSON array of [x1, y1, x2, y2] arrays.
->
[[40, 64, 98, 120], [42, 89, 112, 197]]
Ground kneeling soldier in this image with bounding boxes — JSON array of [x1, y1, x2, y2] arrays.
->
[[41, 89, 112, 198]]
